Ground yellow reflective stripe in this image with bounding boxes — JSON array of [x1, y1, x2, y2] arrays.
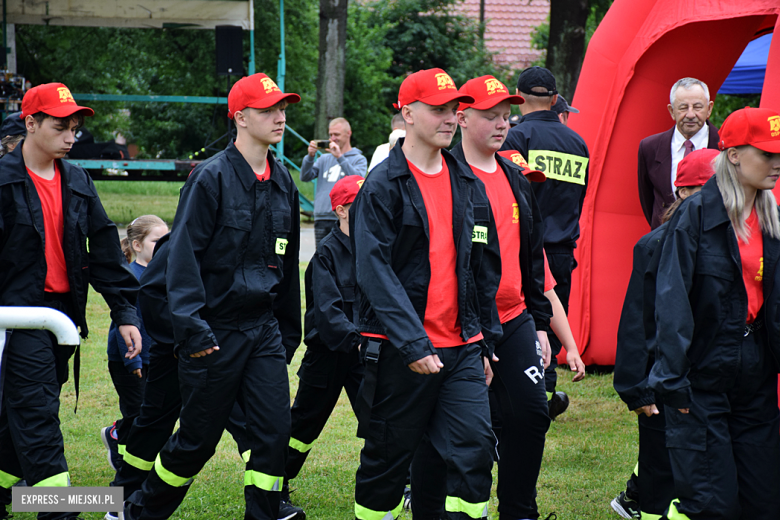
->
[[118, 444, 126, 456], [154, 454, 194, 487], [528, 150, 588, 185], [634, 462, 639, 477], [289, 437, 315, 454], [641, 513, 663, 520], [445, 496, 489, 519], [244, 470, 283, 491], [123, 449, 155, 472], [241, 450, 251, 463], [0, 470, 21, 489], [33, 472, 70, 487], [472, 225, 488, 244], [546, 391, 554, 400], [667, 499, 691, 520], [276, 238, 289, 254], [354, 499, 403, 520]]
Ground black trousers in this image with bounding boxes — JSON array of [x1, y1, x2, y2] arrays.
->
[[314, 220, 335, 250], [663, 332, 780, 520], [355, 342, 493, 520], [412, 312, 549, 519], [636, 403, 674, 518], [113, 341, 249, 499], [0, 327, 78, 520], [543, 246, 576, 395], [108, 360, 148, 446], [286, 346, 363, 482], [125, 318, 290, 520]]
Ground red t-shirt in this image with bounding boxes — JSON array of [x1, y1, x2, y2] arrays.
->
[[409, 157, 482, 348], [738, 209, 764, 324], [28, 163, 70, 293], [255, 159, 270, 182], [543, 251, 556, 292]]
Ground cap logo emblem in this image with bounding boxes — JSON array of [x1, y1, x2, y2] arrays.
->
[[509, 153, 528, 168], [435, 73, 456, 91], [768, 115, 780, 137], [261, 77, 281, 94], [356, 179, 364, 188], [484, 79, 506, 95], [57, 87, 75, 104]]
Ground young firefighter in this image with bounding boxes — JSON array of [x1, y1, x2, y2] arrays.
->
[[350, 68, 502, 520], [283, 175, 365, 518], [611, 149, 718, 520], [124, 72, 302, 520], [0, 83, 142, 520], [449, 75, 552, 520], [649, 107, 780, 519]]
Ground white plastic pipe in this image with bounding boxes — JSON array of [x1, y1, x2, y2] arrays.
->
[[0, 307, 80, 346]]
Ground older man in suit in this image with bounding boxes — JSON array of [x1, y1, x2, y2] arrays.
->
[[637, 77, 719, 229]]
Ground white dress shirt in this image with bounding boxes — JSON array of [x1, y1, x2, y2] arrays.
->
[[670, 123, 709, 194]]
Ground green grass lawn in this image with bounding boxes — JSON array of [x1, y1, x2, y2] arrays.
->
[[10, 271, 638, 520]]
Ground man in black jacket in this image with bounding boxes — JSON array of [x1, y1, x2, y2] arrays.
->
[[500, 66, 590, 419], [282, 176, 364, 518], [124, 73, 302, 520], [0, 83, 142, 520], [351, 68, 502, 520]]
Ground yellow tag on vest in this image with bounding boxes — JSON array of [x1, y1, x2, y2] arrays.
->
[[528, 150, 588, 185], [275, 238, 288, 254], [472, 225, 488, 244]]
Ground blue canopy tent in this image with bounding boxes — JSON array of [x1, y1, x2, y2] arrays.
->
[[719, 33, 772, 94]]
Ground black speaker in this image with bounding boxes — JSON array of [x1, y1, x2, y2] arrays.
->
[[216, 25, 244, 76]]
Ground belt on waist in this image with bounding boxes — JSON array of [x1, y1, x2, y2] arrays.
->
[[745, 318, 764, 337]]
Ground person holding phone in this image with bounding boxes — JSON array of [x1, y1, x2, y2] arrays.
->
[[301, 117, 367, 248]]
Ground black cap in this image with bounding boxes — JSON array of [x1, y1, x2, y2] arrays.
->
[[552, 95, 579, 115], [517, 66, 557, 97], [0, 112, 26, 138], [508, 114, 522, 127]]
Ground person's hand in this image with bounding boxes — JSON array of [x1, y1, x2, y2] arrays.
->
[[190, 346, 220, 358], [483, 356, 494, 386], [308, 141, 318, 157], [408, 354, 443, 375], [119, 325, 143, 359], [537, 330, 551, 369], [634, 404, 659, 417], [133, 368, 143, 378], [678, 408, 690, 414], [566, 348, 586, 382], [329, 141, 343, 159]]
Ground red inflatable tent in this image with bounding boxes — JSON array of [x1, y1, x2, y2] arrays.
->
[[565, 0, 780, 366]]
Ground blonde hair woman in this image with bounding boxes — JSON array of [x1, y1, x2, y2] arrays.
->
[[648, 107, 780, 520]]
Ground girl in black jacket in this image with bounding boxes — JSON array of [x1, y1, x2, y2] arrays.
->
[[648, 107, 780, 520]]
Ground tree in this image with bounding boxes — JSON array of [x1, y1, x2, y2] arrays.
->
[[314, 0, 348, 139]]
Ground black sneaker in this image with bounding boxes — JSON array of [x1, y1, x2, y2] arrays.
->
[[278, 500, 305, 520], [100, 424, 122, 471], [548, 391, 570, 420], [402, 486, 411, 511], [610, 491, 641, 519]]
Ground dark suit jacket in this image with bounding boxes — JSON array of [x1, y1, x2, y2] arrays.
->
[[637, 120, 719, 229]]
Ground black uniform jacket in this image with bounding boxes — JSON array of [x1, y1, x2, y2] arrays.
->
[[303, 223, 360, 353], [139, 233, 174, 347], [500, 110, 589, 249], [614, 223, 666, 410], [0, 143, 140, 337], [166, 143, 301, 359], [450, 143, 552, 330], [648, 176, 780, 409], [349, 139, 503, 365]]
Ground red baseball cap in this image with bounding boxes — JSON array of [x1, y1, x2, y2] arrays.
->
[[228, 73, 301, 119], [718, 107, 780, 153], [498, 150, 546, 182], [393, 68, 474, 110], [330, 175, 364, 211], [675, 149, 718, 187], [21, 83, 94, 119], [457, 75, 524, 112]]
